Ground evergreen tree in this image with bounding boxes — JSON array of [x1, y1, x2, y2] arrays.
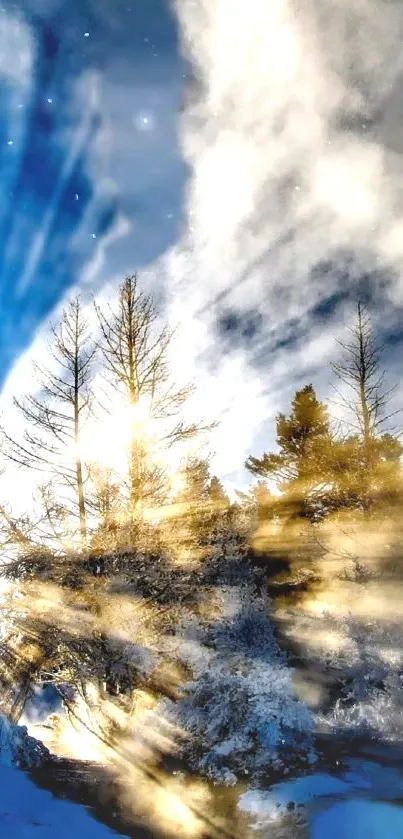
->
[[169, 458, 212, 561], [246, 385, 332, 521], [168, 459, 232, 562], [235, 481, 276, 536], [206, 475, 232, 540], [87, 464, 122, 552]]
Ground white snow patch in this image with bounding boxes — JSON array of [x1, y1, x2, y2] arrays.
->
[[312, 800, 403, 839], [0, 715, 49, 768], [239, 757, 403, 830], [0, 763, 125, 837], [0, 714, 125, 836]]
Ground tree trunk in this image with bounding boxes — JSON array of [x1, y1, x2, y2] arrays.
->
[[125, 281, 141, 535], [357, 302, 372, 514], [357, 302, 371, 449], [74, 315, 87, 549]]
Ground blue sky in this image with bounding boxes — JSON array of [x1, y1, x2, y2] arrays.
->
[[0, 0, 186, 385], [2, 0, 403, 491]]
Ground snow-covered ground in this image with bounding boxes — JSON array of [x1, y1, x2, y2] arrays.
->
[[239, 755, 403, 837], [237, 561, 403, 837], [5, 550, 403, 839], [0, 763, 126, 838], [312, 800, 403, 839], [277, 572, 403, 742], [162, 585, 315, 784], [0, 714, 126, 838]]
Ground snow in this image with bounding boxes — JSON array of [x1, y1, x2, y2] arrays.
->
[[319, 612, 403, 741], [239, 774, 350, 824], [0, 714, 49, 768], [0, 763, 124, 837], [312, 801, 403, 839], [239, 756, 403, 831], [163, 577, 314, 782], [0, 714, 127, 837], [282, 598, 403, 743]]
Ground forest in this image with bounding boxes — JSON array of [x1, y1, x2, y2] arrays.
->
[[0, 275, 402, 837]]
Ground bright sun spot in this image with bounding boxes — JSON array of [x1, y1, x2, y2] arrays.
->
[[78, 395, 153, 468], [133, 112, 155, 131]]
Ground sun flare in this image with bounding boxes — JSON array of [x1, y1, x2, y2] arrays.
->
[[77, 394, 153, 469]]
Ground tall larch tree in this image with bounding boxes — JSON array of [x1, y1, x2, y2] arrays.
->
[[331, 301, 402, 512], [95, 274, 210, 533], [1, 296, 95, 547]]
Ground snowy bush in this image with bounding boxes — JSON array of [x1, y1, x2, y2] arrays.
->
[[175, 661, 314, 782], [0, 714, 49, 768], [311, 612, 403, 741], [164, 584, 315, 782]]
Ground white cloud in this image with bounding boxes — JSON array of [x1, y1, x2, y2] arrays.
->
[[151, 0, 403, 479], [4, 0, 403, 505]]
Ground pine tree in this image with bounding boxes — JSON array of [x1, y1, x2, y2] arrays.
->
[[87, 463, 122, 552], [206, 474, 232, 544], [166, 459, 231, 562], [246, 385, 332, 521], [169, 458, 212, 561]]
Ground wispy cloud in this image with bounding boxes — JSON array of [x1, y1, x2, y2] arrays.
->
[[0, 12, 119, 384], [0, 0, 186, 388], [156, 0, 403, 480], [4, 0, 403, 494]]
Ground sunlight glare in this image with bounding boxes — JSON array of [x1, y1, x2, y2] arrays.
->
[[77, 394, 153, 468]]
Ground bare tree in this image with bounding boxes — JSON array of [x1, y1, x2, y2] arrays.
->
[[1, 297, 96, 548], [332, 302, 398, 445], [331, 301, 402, 513], [95, 274, 210, 525]]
